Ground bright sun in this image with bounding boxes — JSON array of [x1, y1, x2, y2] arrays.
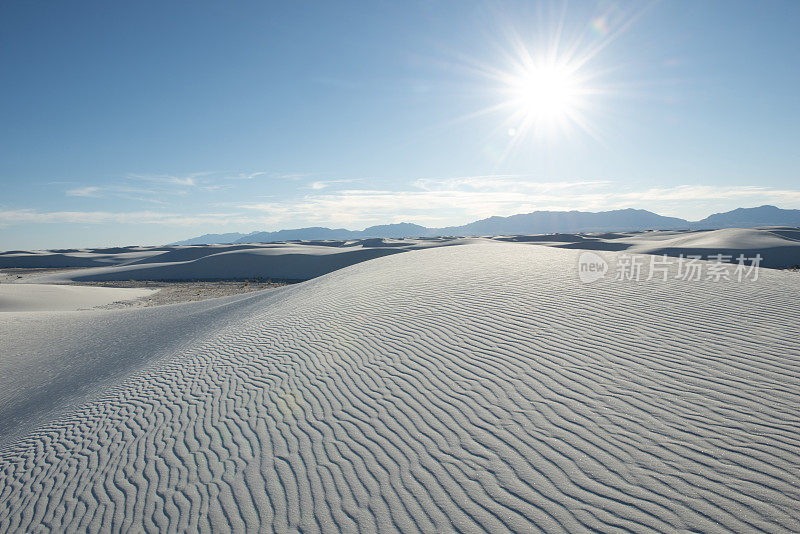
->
[[510, 65, 580, 122], [452, 8, 634, 157], [501, 61, 587, 138]]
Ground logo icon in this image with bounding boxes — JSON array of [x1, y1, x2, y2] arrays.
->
[[577, 251, 608, 283]]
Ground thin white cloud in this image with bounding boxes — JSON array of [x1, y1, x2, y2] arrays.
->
[[236, 188, 613, 227], [222, 171, 269, 181], [0, 209, 265, 227], [274, 172, 315, 180], [127, 173, 203, 187], [169, 177, 197, 186], [308, 179, 359, 190], [225, 182, 800, 228], [617, 185, 800, 202], [413, 175, 610, 193], [66, 170, 281, 200], [66, 186, 102, 197], [10, 182, 800, 232], [64, 184, 168, 199]]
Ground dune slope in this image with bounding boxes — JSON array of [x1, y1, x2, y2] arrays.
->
[[22, 240, 467, 283], [0, 289, 291, 445], [553, 227, 800, 268], [1, 244, 799, 532]]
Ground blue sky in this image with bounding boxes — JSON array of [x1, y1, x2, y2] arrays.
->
[[1, 0, 799, 249]]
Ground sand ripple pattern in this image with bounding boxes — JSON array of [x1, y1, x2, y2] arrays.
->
[[1, 244, 799, 533]]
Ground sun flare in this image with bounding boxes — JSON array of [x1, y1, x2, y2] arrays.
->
[[499, 59, 589, 141], [450, 7, 645, 158], [507, 64, 582, 123]]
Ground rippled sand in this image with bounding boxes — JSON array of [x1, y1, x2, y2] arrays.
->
[[1, 244, 799, 532]]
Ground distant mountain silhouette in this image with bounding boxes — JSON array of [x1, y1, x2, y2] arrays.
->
[[170, 205, 800, 245], [174, 232, 257, 246], [692, 205, 800, 229], [243, 227, 356, 242], [436, 208, 688, 236], [236, 223, 430, 243], [359, 223, 430, 238]]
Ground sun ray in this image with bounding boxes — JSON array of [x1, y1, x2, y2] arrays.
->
[[403, 3, 656, 165]]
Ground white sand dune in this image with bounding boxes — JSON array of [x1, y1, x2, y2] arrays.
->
[[551, 227, 800, 268], [620, 227, 800, 263], [0, 290, 287, 445], [20, 239, 478, 284], [1, 243, 799, 532], [3, 229, 798, 287], [0, 248, 168, 268], [0, 283, 157, 312]]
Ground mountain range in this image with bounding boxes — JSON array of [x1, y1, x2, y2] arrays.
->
[[171, 205, 800, 245]]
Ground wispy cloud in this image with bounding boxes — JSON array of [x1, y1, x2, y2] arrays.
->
[[127, 173, 206, 187], [66, 186, 102, 197], [617, 185, 800, 203], [11, 179, 800, 233], [414, 175, 611, 193], [273, 172, 315, 180], [222, 171, 269, 181], [228, 181, 800, 228], [168, 176, 197, 186], [308, 179, 359, 190], [63, 170, 287, 201], [234, 187, 612, 227], [64, 184, 171, 201], [0, 208, 261, 227]]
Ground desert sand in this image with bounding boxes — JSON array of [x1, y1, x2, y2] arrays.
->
[[1, 238, 799, 532], [1, 229, 798, 289], [0, 283, 157, 312]]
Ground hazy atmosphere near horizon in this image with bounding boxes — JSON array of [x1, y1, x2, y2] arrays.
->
[[1, 0, 799, 249]]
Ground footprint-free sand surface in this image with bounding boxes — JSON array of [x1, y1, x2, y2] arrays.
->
[[1, 243, 798, 532], [0, 283, 157, 312], [2, 227, 799, 287]]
